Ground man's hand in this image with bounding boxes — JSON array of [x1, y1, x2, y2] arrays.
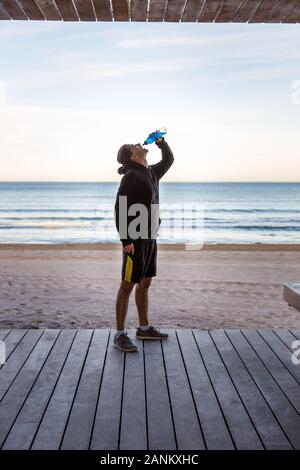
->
[[155, 136, 164, 144], [123, 243, 135, 255]]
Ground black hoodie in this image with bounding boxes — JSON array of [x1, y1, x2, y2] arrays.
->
[[114, 138, 174, 247]]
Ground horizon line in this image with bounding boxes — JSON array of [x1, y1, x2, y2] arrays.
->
[[0, 180, 300, 184]]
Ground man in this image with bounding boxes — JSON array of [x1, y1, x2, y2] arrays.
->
[[114, 136, 174, 352]]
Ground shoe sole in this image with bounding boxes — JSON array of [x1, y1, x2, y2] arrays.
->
[[136, 335, 168, 340], [113, 342, 138, 352]]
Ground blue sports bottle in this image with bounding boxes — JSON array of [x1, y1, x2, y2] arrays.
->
[[143, 127, 167, 145]]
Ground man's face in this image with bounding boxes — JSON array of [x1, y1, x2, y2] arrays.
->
[[130, 143, 149, 163]]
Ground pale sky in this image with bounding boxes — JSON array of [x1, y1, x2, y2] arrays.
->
[[0, 20, 300, 182]]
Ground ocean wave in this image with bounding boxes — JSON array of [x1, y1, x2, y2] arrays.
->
[[0, 216, 106, 221], [0, 221, 99, 229], [204, 224, 300, 231]]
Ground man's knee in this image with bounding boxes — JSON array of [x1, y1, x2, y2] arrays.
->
[[137, 277, 152, 289], [119, 280, 135, 294]]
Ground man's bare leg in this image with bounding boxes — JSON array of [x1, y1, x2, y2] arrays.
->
[[116, 280, 135, 331], [135, 277, 152, 327]]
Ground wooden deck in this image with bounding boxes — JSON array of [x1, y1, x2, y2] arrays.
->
[[1, 0, 300, 23], [0, 328, 300, 450]]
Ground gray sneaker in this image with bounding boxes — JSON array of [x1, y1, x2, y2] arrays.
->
[[113, 333, 138, 352], [136, 326, 168, 340]]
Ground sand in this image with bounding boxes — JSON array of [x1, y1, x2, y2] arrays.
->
[[0, 243, 299, 330]]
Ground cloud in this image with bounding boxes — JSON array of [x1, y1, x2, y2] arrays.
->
[[0, 22, 60, 38], [113, 26, 300, 63], [10, 56, 202, 89]]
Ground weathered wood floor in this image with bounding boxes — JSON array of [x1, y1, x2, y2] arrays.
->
[[0, 328, 300, 450]]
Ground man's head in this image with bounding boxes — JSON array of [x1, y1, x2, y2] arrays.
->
[[117, 143, 149, 174]]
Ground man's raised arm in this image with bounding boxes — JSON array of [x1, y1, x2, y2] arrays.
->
[[150, 137, 174, 180]]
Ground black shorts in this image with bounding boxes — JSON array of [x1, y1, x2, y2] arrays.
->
[[121, 239, 157, 284]]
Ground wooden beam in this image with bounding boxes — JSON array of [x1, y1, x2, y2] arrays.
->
[[93, 0, 112, 21], [34, 0, 61, 20], [148, 0, 167, 22], [54, 0, 79, 21], [73, 0, 95, 20], [198, 0, 224, 22], [267, 0, 299, 23], [214, 0, 244, 22], [164, 0, 186, 22], [1, 0, 27, 19], [231, 0, 262, 23], [111, 0, 129, 21], [181, 0, 206, 22], [131, 0, 147, 21], [284, 2, 300, 23], [249, 0, 281, 23], [15, 0, 45, 19], [0, 2, 11, 18]]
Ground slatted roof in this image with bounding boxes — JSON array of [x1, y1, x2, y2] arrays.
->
[[0, 0, 300, 23]]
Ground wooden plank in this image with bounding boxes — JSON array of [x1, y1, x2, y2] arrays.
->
[[193, 330, 263, 449], [0, 329, 11, 367], [249, 0, 281, 23], [231, 0, 262, 22], [131, 0, 147, 21], [162, 329, 205, 450], [0, 329, 60, 448], [242, 330, 300, 415], [181, 0, 206, 22], [267, 0, 298, 23], [284, 2, 300, 22], [111, 0, 129, 21], [211, 330, 292, 449], [258, 330, 300, 386], [0, 330, 28, 370], [54, 0, 79, 21], [215, 0, 244, 22], [90, 331, 124, 450], [119, 329, 147, 450], [164, 0, 186, 22], [0, 329, 44, 401], [2, 330, 76, 450], [148, 0, 167, 22], [15, 0, 45, 19], [34, 0, 62, 20], [73, 0, 95, 20], [292, 330, 300, 338], [284, 284, 300, 312], [0, 329, 11, 341], [226, 330, 300, 449], [198, 0, 224, 22], [61, 330, 110, 450], [0, 2, 11, 18], [1, 0, 27, 19], [177, 330, 234, 449], [144, 338, 176, 450], [31, 329, 93, 450], [93, 0, 112, 21]]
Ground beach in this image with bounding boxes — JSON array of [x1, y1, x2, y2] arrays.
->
[[0, 243, 299, 330]]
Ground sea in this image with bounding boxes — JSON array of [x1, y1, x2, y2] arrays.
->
[[0, 182, 300, 244]]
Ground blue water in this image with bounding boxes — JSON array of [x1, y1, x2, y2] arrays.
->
[[0, 182, 300, 244]]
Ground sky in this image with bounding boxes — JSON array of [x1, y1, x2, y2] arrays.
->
[[0, 20, 300, 182]]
